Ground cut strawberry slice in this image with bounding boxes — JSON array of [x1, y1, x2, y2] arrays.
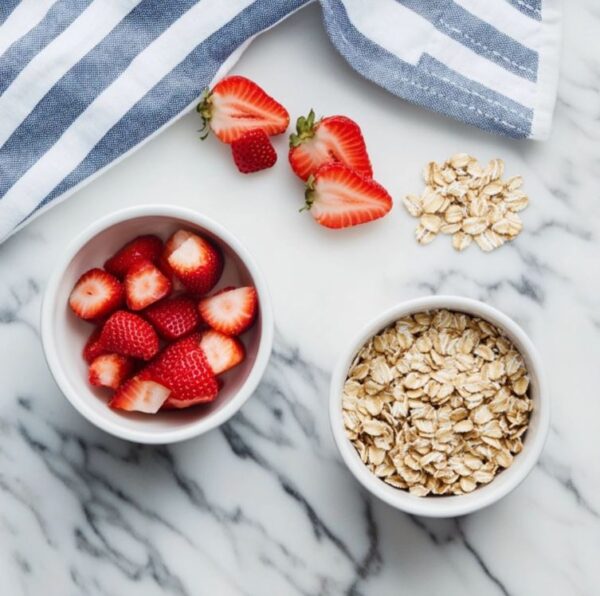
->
[[89, 354, 134, 390], [99, 310, 159, 360], [144, 295, 200, 341], [199, 329, 245, 375], [104, 235, 163, 278], [165, 230, 223, 295], [197, 75, 289, 144], [109, 376, 171, 413], [83, 327, 107, 363], [289, 110, 373, 181], [162, 395, 214, 410], [69, 268, 123, 321], [198, 287, 258, 336], [304, 163, 393, 229], [142, 335, 218, 401], [124, 260, 172, 311]]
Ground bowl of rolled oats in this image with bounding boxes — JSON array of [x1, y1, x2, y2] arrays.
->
[[330, 296, 549, 517]]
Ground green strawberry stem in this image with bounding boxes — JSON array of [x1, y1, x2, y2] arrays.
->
[[301, 174, 316, 212], [289, 109, 318, 148], [196, 88, 212, 140]]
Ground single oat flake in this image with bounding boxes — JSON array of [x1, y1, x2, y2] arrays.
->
[[342, 309, 533, 497], [403, 154, 529, 252]]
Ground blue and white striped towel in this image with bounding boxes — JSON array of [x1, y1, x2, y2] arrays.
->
[[0, 0, 561, 242]]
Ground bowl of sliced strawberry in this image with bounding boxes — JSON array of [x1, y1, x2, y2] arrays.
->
[[41, 205, 273, 444]]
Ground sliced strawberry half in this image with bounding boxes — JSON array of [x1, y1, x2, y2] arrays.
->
[[104, 235, 163, 278], [144, 295, 200, 341], [199, 329, 245, 375], [197, 75, 289, 144], [124, 260, 172, 311], [142, 335, 218, 401], [289, 110, 373, 181], [109, 376, 171, 413], [69, 268, 123, 321], [162, 395, 214, 410], [99, 310, 159, 360], [198, 287, 258, 336], [83, 327, 107, 363], [304, 163, 393, 229], [89, 354, 134, 390], [165, 230, 223, 295]]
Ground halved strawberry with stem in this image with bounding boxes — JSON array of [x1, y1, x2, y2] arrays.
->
[[303, 163, 393, 229], [109, 376, 171, 413], [144, 295, 200, 341], [99, 310, 159, 360], [199, 329, 245, 375], [289, 110, 373, 181], [198, 287, 258, 336], [104, 235, 163, 278], [165, 230, 223, 295], [89, 354, 134, 390], [142, 335, 218, 401], [197, 75, 289, 144], [69, 268, 123, 321], [124, 260, 172, 311]]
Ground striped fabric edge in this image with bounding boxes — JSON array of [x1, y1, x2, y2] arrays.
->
[[321, 0, 533, 138], [4, 0, 313, 242], [530, 0, 562, 139], [506, 0, 542, 21], [323, 0, 560, 141], [0, 0, 20, 26]]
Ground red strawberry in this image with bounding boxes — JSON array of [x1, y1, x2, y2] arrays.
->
[[303, 163, 392, 229], [289, 110, 373, 181], [124, 260, 172, 311], [197, 75, 289, 144], [144, 296, 200, 341], [69, 268, 122, 321], [109, 376, 171, 413], [165, 230, 223, 295], [104, 235, 163, 278], [83, 327, 107, 363], [89, 354, 134, 390], [199, 329, 245, 375], [198, 287, 258, 336], [142, 335, 218, 401], [99, 310, 159, 360], [162, 395, 214, 410], [231, 129, 277, 173]]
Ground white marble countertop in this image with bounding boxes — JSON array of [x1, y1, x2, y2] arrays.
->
[[1, 3, 599, 595]]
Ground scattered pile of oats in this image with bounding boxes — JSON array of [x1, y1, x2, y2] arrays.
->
[[403, 154, 528, 252], [342, 310, 532, 497]]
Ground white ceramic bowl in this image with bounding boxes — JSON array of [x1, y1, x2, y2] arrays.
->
[[329, 296, 549, 517], [41, 205, 274, 444]]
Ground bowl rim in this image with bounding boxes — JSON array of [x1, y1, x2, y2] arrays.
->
[[329, 295, 550, 517], [41, 204, 274, 444]]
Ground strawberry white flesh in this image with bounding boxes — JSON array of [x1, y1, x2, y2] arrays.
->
[[199, 330, 245, 375], [305, 163, 393, 229], [109, 376, 171, 413], [89, 354, 132, 390], [69, 268, 122, 320], [199, 287, 258, 336], [166, 232, 222, 295], [125, 261, 171, 311], [169, 237, 205, 272], [164, 230, 193, 256]]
